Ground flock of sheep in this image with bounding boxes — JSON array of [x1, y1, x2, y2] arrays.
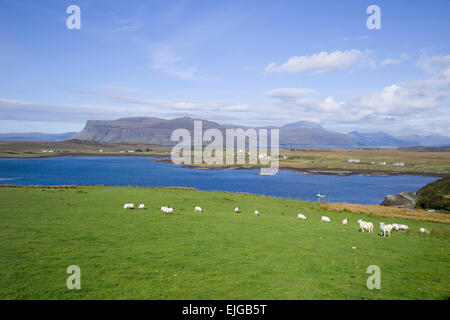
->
[[300, 213, 430, 236], [123, 203, 431, 236]]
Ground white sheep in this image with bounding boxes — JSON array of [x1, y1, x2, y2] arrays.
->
[[297, 213, 307, 220], [357, 219, 374, 233], [321, 216, 331, 223], [235, 206, 240, 213], [342, 218, 348, 225], [160, 206, 174, 214], [399, 224, 409, 230], [123, 203, 134, 209], [138, 204, 145, 209], [419, 227, 430, 235], [254, 210, 259, 216], [194, 206, 202, 213], [380, 222, 393, 237]]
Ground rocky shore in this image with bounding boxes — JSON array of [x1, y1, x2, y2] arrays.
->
[[381, 194, 413, 208]]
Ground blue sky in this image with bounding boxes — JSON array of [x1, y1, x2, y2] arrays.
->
[[0, 0, 449, 135]]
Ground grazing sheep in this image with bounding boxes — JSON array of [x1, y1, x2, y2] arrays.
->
[[357, 219, 374, 233], [254, 210, 259, 216], [419, 227, 430, 235], [297, 213, 307, 220], [138, 204, 145, 209], [399, 224, 409, 230], [380, 222, 393, 237], [160, 206, 174, 214], [194, 206, 202, 213], [234, 206, 240, 213], [342, 218, 348, 225], [123, 203, 134, 209], [321, 216, 331, 223]]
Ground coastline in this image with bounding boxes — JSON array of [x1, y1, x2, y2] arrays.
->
[[163, 161, 446, 178], [0, 152, 446, 178]]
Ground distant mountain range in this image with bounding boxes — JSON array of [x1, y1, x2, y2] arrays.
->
[[70, 117, 450, 147], [0, 132, 77, 142], [2, 118, 448, 146]]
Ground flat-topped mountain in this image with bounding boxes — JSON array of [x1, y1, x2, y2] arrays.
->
[[73, 117, 227, 144]]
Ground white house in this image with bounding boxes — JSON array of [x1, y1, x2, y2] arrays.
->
[[392, 162, 405, 166], [347, 158, 360, 163]]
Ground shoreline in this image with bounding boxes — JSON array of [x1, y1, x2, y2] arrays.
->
[[163, 161, 445, 178], [0, 152, 446, 178], [0, 152, 169, 159]]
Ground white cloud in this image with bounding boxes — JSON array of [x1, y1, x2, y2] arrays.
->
[[266, 88, 344, 114], [356, 57, 450, 115], [266, 88, 316, 100], [149, 44, 198, 80], [0, 89, 251, 125], [381, 53, 409, 67], [265, 49, 376, 74], [318, 96, 346, 113], [265, 55, 450, 131], [381, 58, 402, 67], [416, 54, 450, 74]]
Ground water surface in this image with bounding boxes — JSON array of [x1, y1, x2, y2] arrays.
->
[[0, 156, 439, 205]]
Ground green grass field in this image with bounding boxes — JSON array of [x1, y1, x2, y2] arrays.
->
[[0, 186, 448, 299]]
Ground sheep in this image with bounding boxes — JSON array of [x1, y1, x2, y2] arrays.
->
[[138, 204, 145, 209], [254, 210, 259, 216], [321, 216, 331, 223], [123, 203, 134, 209], [194, 206, 202, 213], [357, 219, 374, 233], [234, 206, 240, 213], [380, 222, 393, 237], [419, 227, 430, 235], [160, 206, 174, 214], [392, 223, 409, 231], [297, 213, 307, 220], [342, 218, 348, 225]]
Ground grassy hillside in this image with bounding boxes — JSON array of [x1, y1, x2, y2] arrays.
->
[[0, 186, 448, 299], [416, 177, 450, 212]]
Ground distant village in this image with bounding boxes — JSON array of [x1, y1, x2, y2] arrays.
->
[[347, 158, 405, 166]]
